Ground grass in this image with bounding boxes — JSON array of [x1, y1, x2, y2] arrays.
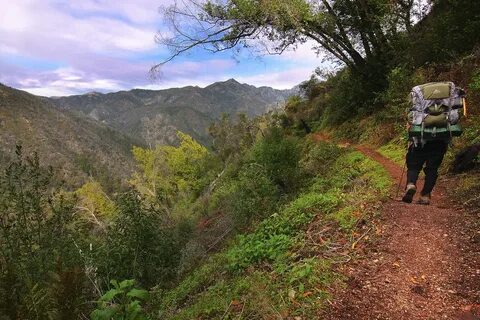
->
[[151, 141, 392, 319], [377, 140, 407, 166]]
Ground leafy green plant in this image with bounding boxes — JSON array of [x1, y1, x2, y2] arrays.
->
[[251, 126, 303, 192], [98, 191, 187, 288], [470, 71, 480, 91], [91, 279, 149, 320], [226, 191, 340, 271], [229, 163, 280, 226], [0, 146, 88, 319]]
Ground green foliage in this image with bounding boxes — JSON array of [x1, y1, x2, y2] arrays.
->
[[462, 116, 480, 145], [470, 71, 480, 91], [0, 146, 90, 319], [156, 143, 392, 319], [226, 188, 340, 272], [300, 141, 343, 176], [76, 180, 117, 226], [226, 163, 280, 226], [208, 113, 258, 162], [407, 0, 480, 66], [130, 131, 217, 209], [382, 67, 425, 110], [378, 141, 407, 166], [329, 206, 358, 230], [251, 126, 303, 191], [74, 153, 125, 194], [155, 256, 226, 314], [299, 75, 323, 101], [91, 279, 149, 320], [319, 70, 372, 125], [286, 257, 332, 290], [98, 191, 188, 288]]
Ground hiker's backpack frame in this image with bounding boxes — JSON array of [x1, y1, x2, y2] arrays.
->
[[408, 82, 464, 140]]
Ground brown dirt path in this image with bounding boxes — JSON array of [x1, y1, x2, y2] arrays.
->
[[313, 134, 480, 320]]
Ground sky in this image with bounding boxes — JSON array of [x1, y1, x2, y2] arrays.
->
[[0, 0, 327, 97]]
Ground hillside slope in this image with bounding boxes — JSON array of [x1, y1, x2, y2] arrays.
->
[[48, 79, 293, 146], [0, 83, 139, 188]]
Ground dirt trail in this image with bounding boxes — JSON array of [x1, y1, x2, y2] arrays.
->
[[314, 134, 480, 320]]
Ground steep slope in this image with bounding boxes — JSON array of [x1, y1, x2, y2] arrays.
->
[[0, 83, 139, 188], [48, 79, 293, 146]]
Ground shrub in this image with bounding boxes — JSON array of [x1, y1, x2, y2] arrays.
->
[[0, 146, 89, 319], [97, 192, 189, 289], [251, 126, 303, 192], [301, 141, 343, 177], [229, 163, 280, 226]]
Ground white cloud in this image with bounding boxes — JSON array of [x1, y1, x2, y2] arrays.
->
[[276, 40, 323, 64], [0, 1, 33, 32], [0, 1, 159, 57], [18, 78, 41, 87], [236, 67, 317, 89], [0, 44, 18, 55], [18, 66, 125, 96], [61, 0, 172, 24], [22, 86, 77, 97]]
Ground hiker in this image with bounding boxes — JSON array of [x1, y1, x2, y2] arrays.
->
[[402, 82, 465, 205]]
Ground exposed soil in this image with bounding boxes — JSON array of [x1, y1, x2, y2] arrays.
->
[[314, 134, 480, 320]]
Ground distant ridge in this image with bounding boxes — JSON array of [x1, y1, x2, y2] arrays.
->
[[47, 79, 296, 146]]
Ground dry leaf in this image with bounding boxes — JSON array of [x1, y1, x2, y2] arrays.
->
[[231, 300, 241, 306], [288, 288, 296, 300]]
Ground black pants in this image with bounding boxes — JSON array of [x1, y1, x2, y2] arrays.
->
[[406, 140, 448, 196]]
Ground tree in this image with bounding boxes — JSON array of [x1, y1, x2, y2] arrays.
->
[[75, 180, 117, 230], [155, 0, 432, 75], [130, 131, 212, 211], [208, 113, 258, 163]]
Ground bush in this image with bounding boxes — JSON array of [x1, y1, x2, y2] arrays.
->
[[301, 141, 343, 177], [251, 127, 303, 192], [0, 146, 90, 319], [229, 164, 280, 226], [226, 192, 340, 271], [97, 192, 190, 289]]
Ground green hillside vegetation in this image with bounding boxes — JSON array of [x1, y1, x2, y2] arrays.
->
[[0, 117, 391, 319], [1, 0, 480, 319], [0, 83, 140, 191]]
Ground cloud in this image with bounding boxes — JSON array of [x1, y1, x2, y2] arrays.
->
[[21, 86, 80, 97], [0, 2, 159, 56], [0, 0, 324, 95], [277, 40, 324, 63], [57, 0, 173, 25], [236, 67, 317, 89]]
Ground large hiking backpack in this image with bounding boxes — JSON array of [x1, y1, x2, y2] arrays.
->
[[408, 82, 464, 140]]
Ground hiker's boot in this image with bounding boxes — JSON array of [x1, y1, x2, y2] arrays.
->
[[418, 193, 431, 205], [402, 183, 417, 203]]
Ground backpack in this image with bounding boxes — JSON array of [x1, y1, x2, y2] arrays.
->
[[408, 82, 464, 140]]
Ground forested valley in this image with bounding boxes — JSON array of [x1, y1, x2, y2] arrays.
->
[[1, 0, 479, 319]]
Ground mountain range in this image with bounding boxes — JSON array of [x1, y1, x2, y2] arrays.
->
[[47, 79, 294, 146], [0, 79, 294, 187]]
